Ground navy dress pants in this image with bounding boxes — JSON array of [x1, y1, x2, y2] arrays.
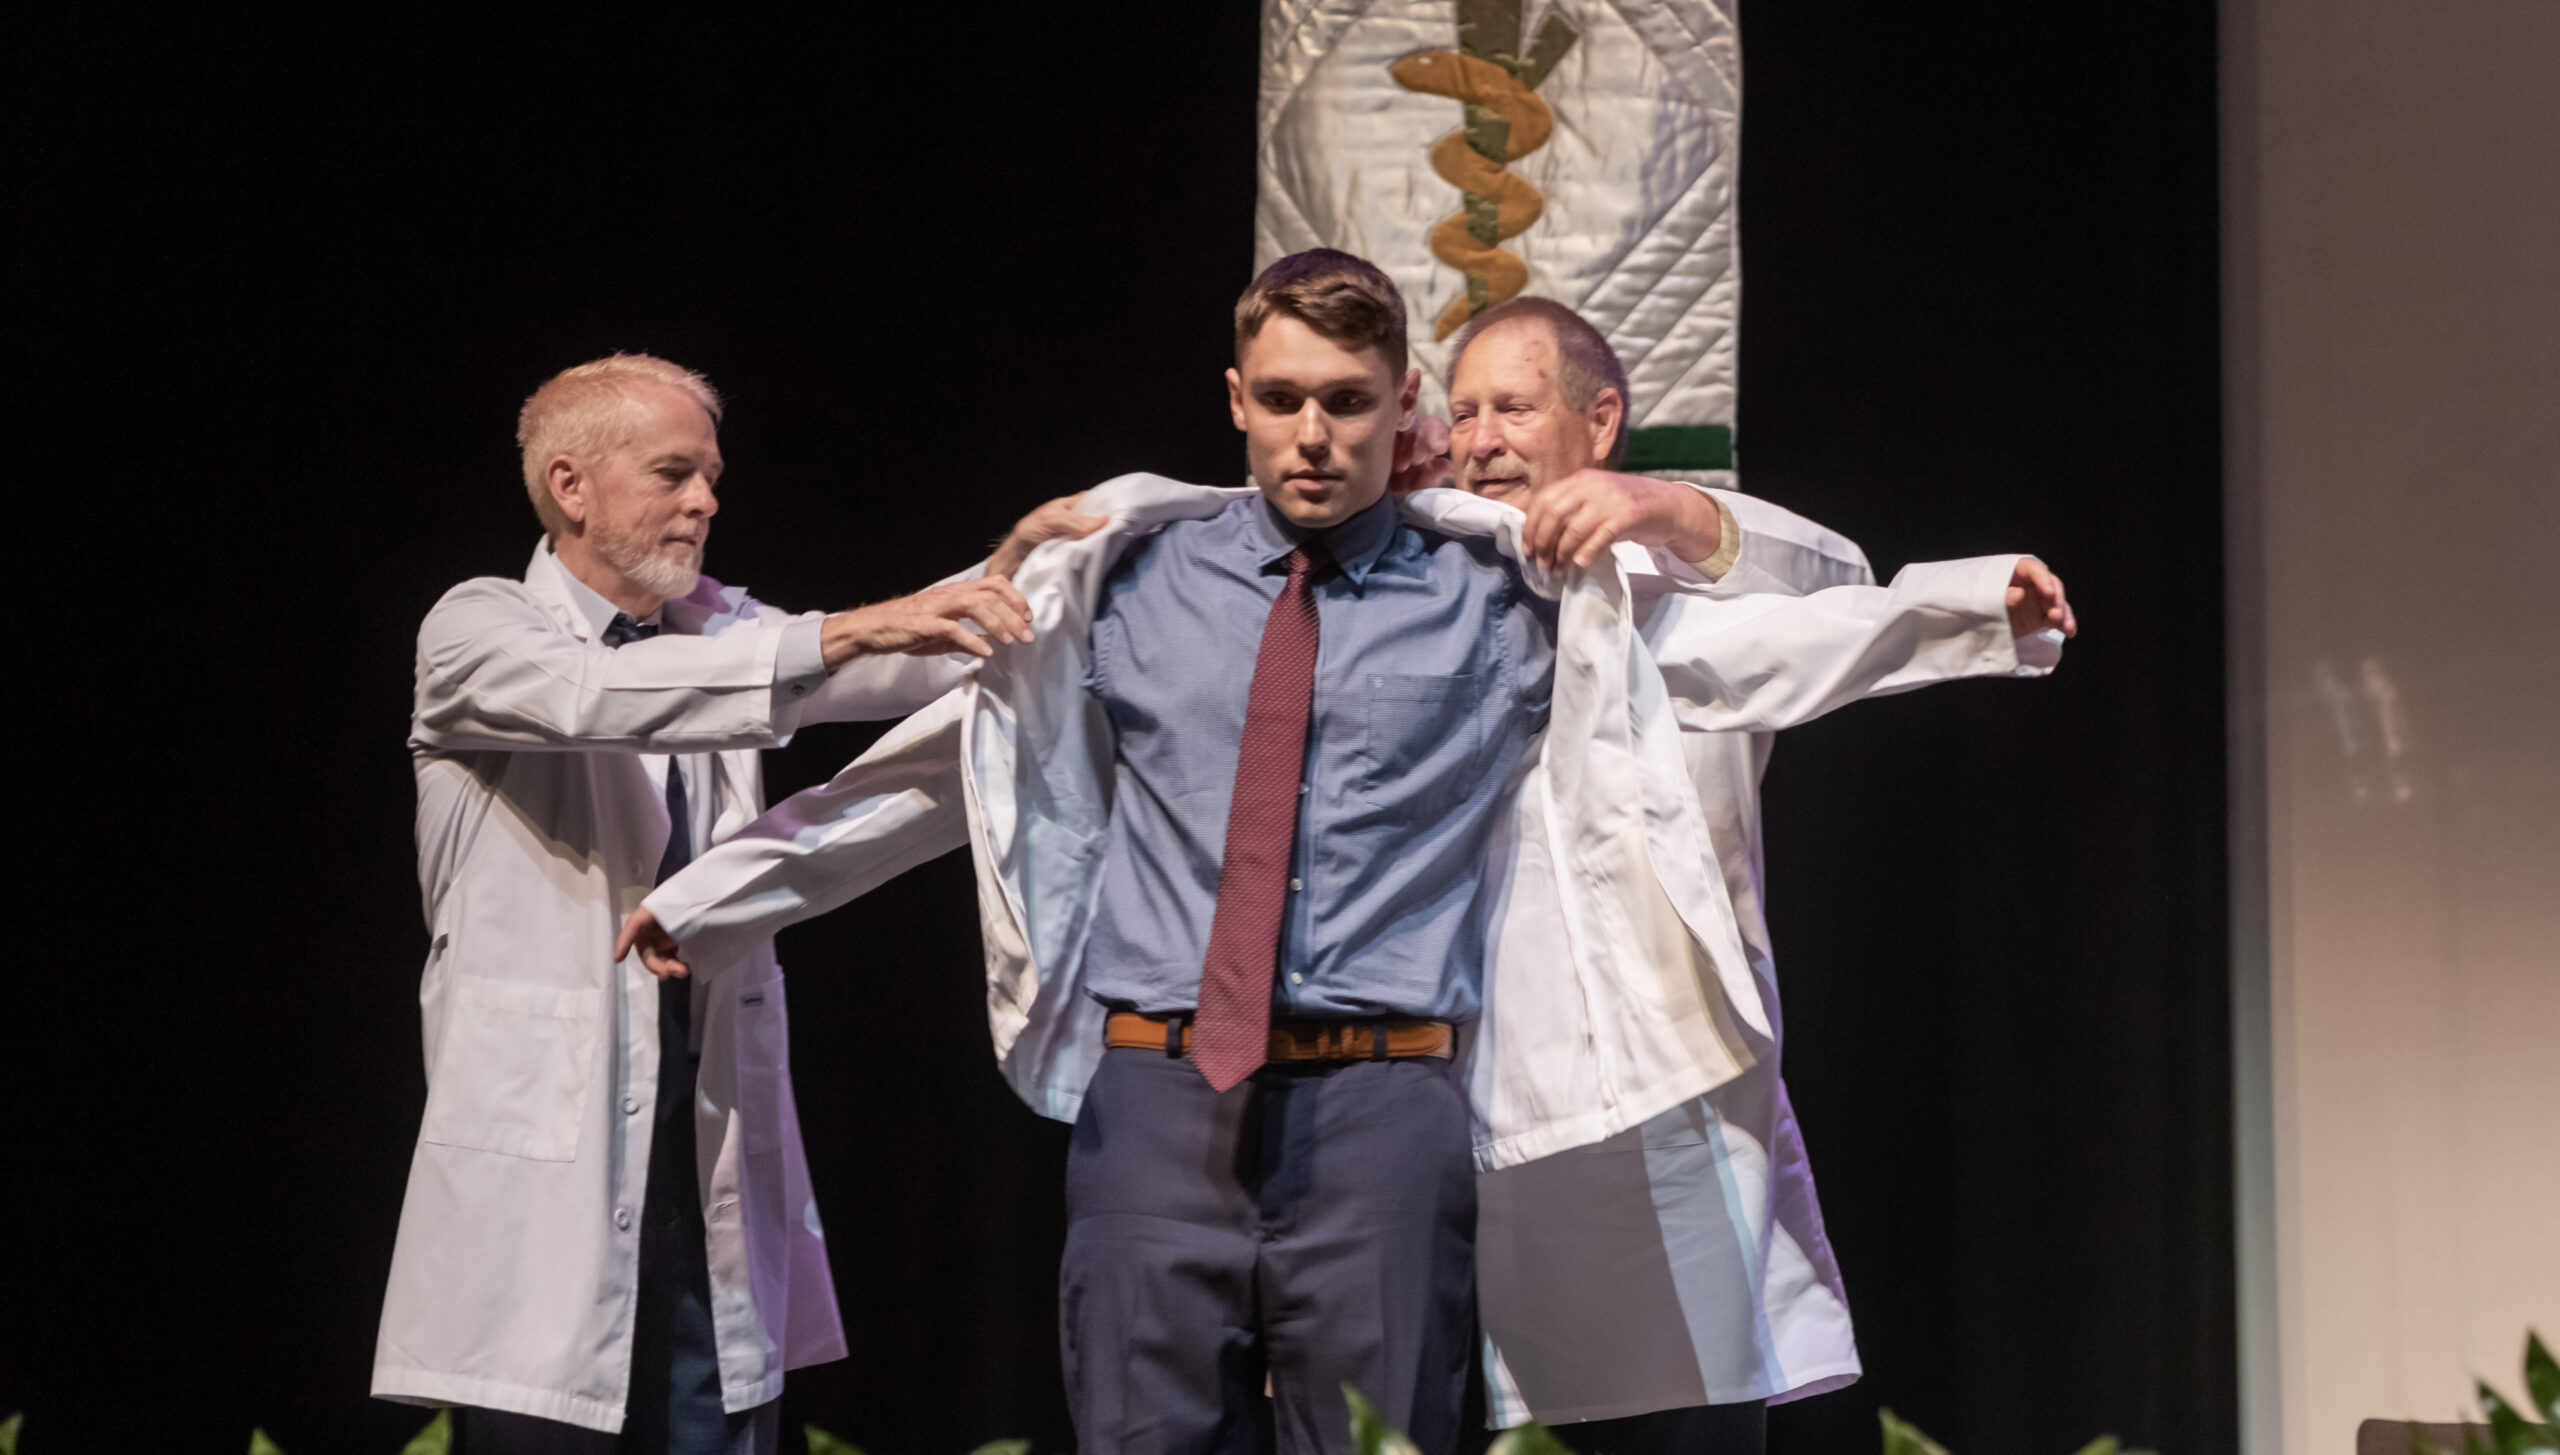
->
[[1061, 1046, 1479, 1455]]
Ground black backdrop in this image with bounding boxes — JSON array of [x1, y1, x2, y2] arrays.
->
[[9, 4, 2230, 1451]]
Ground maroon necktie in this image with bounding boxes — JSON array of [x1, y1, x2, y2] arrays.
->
[[1191, 544, 1327, 1092]]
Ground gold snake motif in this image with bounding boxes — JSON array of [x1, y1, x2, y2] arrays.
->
[[1391, 49, 1558, 339]]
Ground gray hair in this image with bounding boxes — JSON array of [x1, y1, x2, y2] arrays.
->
[[1449, 298, 1633, 469], [516, 354, 724, 534]]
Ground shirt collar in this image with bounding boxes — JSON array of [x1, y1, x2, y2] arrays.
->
[[545, 539, 662, 640], [1246, 490, 1400, 586]]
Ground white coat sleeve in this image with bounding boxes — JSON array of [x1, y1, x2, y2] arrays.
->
[[759, 557, 1002, 726], [1701, 487, 1878, 594], [641, 690, 971, 971], [1642, 553, 2051, 733], [412, 578, 808, 753]]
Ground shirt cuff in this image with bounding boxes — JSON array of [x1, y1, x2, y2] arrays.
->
[[773, 618, 829, 701], [2013, 626, 2066, 675], [1686, 494, 1742, 581]]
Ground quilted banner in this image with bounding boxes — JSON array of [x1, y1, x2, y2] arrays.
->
[[1256, 0, 1740, 474]]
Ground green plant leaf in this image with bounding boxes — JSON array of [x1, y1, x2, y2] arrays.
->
[[1, 1411, 21, 1455], [249, 1431, 286, 1455], [804, 1424, 867, 1455], [1488, 1421, 1580, 1455], [399, 1409, 453, 1455], [2478, 1381, 2556, 1455], [2068, 1440, 2121, 1455], [2526, 1332, 2560, 1429], [1345, 1384, 1422, 1455], [964, 1443, 1031, 1455], [1879, 1408, 1954, 1455]]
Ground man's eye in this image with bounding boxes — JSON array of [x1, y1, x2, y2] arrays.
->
[[1327, 393, 1374, 413], [1262, 394, 1299, 411]]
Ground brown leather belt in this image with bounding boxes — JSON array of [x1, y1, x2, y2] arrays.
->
[[1106, 1011, 1454, 1062]]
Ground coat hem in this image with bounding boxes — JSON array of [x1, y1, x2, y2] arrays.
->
[[372, 1366, 621, 1433], [1497, 1360, 1863, 1427]]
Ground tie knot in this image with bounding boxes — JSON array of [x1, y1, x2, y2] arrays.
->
[[1287, 542, 1332, 582], [601, 613, 660, 648]]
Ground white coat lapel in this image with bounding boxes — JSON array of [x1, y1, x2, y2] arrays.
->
[[957, 473, 1254, 1119]]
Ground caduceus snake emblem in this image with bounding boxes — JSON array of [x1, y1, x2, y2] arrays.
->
[[1392, 0, 1579, 339]]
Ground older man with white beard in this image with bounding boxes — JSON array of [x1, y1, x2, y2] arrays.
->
[[1432, 298, 2074, 1455], [373, 353, 1096, 1455]]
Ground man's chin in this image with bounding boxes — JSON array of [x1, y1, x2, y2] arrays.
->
[[1264, 474, 1378, 528]]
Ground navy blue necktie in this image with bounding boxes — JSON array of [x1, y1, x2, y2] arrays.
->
[[603, 613, 693, 884]]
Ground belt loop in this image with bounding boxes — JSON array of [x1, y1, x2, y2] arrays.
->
[[1371, 1023, 1389, 1062], [1165, 1013, 1188, 1058]]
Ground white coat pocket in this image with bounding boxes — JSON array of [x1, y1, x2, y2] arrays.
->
[[734, 974, 790, 1155], [419, 975, 603, 1162]]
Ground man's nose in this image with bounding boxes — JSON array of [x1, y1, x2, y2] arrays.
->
[[1293, 399, 1330, 454], [684, 475, 720, 517]]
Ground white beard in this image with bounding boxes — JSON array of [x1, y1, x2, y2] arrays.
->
[[597, 524, 703, 601]]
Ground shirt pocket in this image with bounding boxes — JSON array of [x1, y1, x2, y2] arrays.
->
[[1359, 672, 1486, 812], [419, 974, 603, 1162]]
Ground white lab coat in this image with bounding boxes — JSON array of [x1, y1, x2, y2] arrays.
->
[[372, 540, 964, 1430], [1478, 494, 1925, 1423], [644, 474, 2044, 1167]]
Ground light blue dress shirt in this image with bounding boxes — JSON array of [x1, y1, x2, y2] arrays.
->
[[1082, 491, 1555, 1021]]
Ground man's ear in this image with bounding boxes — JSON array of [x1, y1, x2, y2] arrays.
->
[[1225, 367, 1249, 432], [545, 456, 590, 530], [1400, 366, 1423, 421], [1589, 386, 1625, 466]]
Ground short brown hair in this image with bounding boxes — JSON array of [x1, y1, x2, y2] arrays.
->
[[1234, 249, 1409, 379], [1450, 298, 1633, 469]]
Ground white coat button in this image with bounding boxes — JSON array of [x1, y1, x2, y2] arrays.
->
[[624, 1095, 641, 1115], [1288, 876, 1303, 892], [613, 1207, 632, 1231]]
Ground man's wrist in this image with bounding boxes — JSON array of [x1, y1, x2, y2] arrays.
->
[[1659, 481, 1726, 565], [816, 609, 870, 671]]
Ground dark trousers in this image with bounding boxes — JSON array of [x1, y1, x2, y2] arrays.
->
[[1549, 1402, 1766, 1455], [457, 977, 773, 1455], [1061, 1046, 1478, 1455]]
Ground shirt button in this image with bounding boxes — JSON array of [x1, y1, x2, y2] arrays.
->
[[613, 1207, 632, 1231], [1288, 876, 1303, 892], [624, 1095, 642, 1115], [1299, 782, 1309, 795], [1290, 972, 1304, 985]]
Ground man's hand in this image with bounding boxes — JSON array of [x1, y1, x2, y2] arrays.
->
[[2006, 556, 2079, 638], [987, 493, 1109, 581], [1389, 413, 1454, 495], [820, 576, 1033, 666], [615, 906, 691, 981], [1519, 468, 1722, 573]]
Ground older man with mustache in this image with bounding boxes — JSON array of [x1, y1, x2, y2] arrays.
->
[[1419, 297, 2073, 1455], [374, 353, 1092, 1455]]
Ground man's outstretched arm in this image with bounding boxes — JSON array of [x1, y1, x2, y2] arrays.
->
[[616, 691, 974, 978], [1637, 553, 2077, 734]]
